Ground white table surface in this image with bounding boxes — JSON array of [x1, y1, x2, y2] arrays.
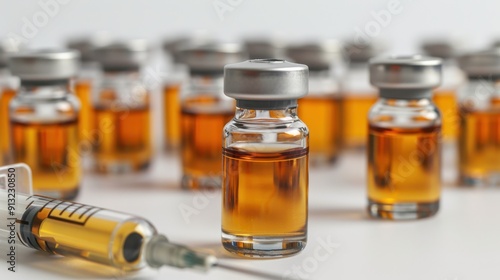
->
[[1, 143, 499, 280]]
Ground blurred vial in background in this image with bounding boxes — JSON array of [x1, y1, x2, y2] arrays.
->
[[421, 39, 465, 141], [286, 41, 342, 165], [342, 40, 386, 149], [162, 37, 189, 152], [457, 49, 500, 186], [0, 39, 21, 166], [9, 49, 81, 199], [367, 55, 442, 219], [92, 40, 152, 173], [243, 37, 286, 59], [67, 34, 108, 145], [222, 59, 309, 257], [178, 42, 247, 189]]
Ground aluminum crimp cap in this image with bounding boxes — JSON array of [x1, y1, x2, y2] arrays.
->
[[285, 40, 342, 71], [67, 34, 110, 62], [8, 49, 80, 81], [344, 40, 386, 63], [93, 39, 150, 71], [458, 49, 500, 77], [370, 55, 442, 89], [224, 59, 308, 101], [0, 38, 23, 67], [421, 39, 461, 59], [178, 42, 247, 74]]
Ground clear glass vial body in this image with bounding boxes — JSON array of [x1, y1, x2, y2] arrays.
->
[[367, 97, 441, 219], [92, 71, 152, 173], [298, 70, 341, 165], [458, 78, 500, 186], [222, 106, 309, 257], [0, 68, 19, 165], [180, 74, 234, 189], [342, 62, 378, 149], [10, 81, 81, 199], [432, 60, 464, 141]]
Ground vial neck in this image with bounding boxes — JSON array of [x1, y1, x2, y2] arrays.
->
[[18, 79, 71, 99], [234, 106, 297, 122], [378, 88, 433, 100], [379, 96, 433, 107]]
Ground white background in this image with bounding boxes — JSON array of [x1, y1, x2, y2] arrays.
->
[[0, 0, 499, 52]]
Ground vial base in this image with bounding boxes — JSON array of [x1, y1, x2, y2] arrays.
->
[[221, 232, 306, 258], [38, 186, 80, 200], [460, 172, 500, 187], [368, 199, 439, 220], [94, 159, 151, 174], [181, 174, 221, 190]]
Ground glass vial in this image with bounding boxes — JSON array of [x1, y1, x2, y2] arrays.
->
[[178, 43, 246, 189], [92, 40, 152, 173], [162, 37, 189, 152], [286, 41, 342, 165], [421, 39, 465, 141], [222, 59, 309, 257], [67, 36, 107, 145], [342, 41, 386, 148], [0, 40, 21, 165], [8, 50, 81, 199], [367, 56, 442, 219], [457, 50, 500, 186]]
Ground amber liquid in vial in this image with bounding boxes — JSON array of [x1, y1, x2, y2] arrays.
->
[[0, 88, 16, 164], [163, 83, 181, 151], [11, 119, 81, 199], [222, 144, 308, 257], [74, 79, 94, 143], [367, 125, 441, 219], [298, 95, 341, 164], [459, 102, 500, 185], [342, 93, 378, 148], [181, 96, 233, 189], [92, 105, 152, 173], [433, 89, 458, 140]]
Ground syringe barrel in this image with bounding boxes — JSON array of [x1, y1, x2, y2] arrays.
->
[[2, 192, 157, 270]]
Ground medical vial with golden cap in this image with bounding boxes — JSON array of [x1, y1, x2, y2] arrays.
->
[[8, 50, 81, 199], [178, 42, 246, 189], [286, 41, 342, 164], [162, 37, 189, 152], [67, 36, 107, 144], [92, 40, 152, 173], [457, 49, 500, 186], [342, 41, 385, 148], [367, 55, 442, 219], [222, 59, 309, 257], [0, 39, 21, 165], [421, 39, 465, 140]]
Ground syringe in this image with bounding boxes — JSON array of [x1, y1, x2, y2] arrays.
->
[[0, 163, 216, 272]]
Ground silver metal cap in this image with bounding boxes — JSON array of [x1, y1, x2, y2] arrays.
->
[[244, 38, 285, 59], [285, 40, 342, 71], [421, 39, 461, 59], [178, 42, 247, 75], [224, 59, 308, 109], [344, 40, 386, 63], [458, 49, 500, 77], [0, 39, 23, 67], [8, 49, 80, 81], [67, 35, 110, 62], [93, 39, 150, 71]]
